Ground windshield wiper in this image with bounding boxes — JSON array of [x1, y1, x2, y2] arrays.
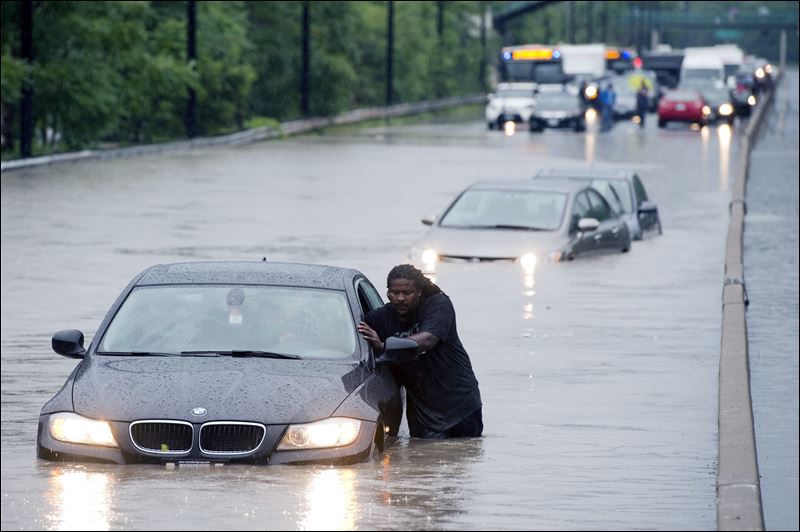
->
[[490, 224, 546, 231], [97, 351, 180, 357], [181, 350, 301, 359]]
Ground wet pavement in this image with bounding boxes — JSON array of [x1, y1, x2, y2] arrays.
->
[[0, 83, 782, 530], [744, 70, 799, 531]]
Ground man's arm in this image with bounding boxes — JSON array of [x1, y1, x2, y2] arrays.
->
[[406, 332, 439, 354]]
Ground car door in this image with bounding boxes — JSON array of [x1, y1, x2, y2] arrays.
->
[[586, 189, 623, 251], [354, 277, 402, 438], [568, 191, 596, 257], [632, 174, 657, 231]]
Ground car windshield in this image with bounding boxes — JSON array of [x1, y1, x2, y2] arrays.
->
[[440, 189, 567, 230], [496, 88, 534, 99], [591, 179, 633, 214], [536, 93, 580, 110], [98, 285, 357, 359], [664, 90, 699, 102], [682, 69, 722, 83]]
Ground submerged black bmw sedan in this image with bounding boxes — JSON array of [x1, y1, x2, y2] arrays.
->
[[38, 261, 404, 465]]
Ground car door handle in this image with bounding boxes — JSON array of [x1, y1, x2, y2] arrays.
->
[[593, 234, 602, 240], [612, 228, 619, 235]]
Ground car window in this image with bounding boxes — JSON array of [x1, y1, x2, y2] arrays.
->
[[590, 179, 631, 214], [440, 189, 567, 231], [571, 192, 592, 231], [99, 285, 357, 359], [586, 190, 612, 221], [633, 175, 649, 205], [356, 278, 384, 314]]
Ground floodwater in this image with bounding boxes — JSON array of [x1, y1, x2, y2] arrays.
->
[[2, 102, 745, 529]]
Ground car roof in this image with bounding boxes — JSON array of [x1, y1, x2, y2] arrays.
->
[[534, 167, 635, 181], [135, 261, 360, 289], [468, 178, 584, 194]]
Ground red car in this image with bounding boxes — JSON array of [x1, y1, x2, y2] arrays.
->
[[657, 89, 711, 128]]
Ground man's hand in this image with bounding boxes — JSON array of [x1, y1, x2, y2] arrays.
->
[[357, 322, 384, 353]]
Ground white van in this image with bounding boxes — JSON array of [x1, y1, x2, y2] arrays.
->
[[680, 48, 726, 86]]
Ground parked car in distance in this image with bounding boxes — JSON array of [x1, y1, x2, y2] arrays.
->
[[486, 82, 536, 129], [409, 178, 631, 274], [533, 168, 663, 240], [38, 261, 405, 466], [528, 87, 586, 132], [679, 80, 735, 124], [657, 89, 711, 128]]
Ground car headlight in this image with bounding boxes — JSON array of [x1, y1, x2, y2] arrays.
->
[[49, 412, 118, 447], [748, 95, 756, 106], [755, 68, 765, 79], [519, 252, 537, 272], [702, 105, 711, 116], [421, 249, 438, 268], [277, 418, 362, 450], [718, 103, 733, 116], [585, 85, 598, 99]]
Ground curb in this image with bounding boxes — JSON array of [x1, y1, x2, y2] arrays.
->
[[717, 77, 779, 531], [1, 95, 485, 173]]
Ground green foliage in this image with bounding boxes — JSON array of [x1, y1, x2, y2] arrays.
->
[[2, 0, 794, 156]]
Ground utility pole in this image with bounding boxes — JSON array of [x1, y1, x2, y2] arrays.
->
[[386, 1, 394, 106], [301, 1, 310, 116], [568, 1, 575, 43], [20, 0, 33, 158], [185, 0, 198, 138], [587, 1, 593, 43], [479, 2, 487, 93]]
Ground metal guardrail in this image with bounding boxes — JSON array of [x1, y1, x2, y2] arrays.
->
[[0, 94, 485, 173], [717, 76, 780, 531]]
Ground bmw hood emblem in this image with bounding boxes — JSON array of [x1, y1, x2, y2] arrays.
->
[[191, 407, 207, 417]]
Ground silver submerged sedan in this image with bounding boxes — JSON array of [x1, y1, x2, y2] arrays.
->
[[409, 178, 631, 274], [533, 168, 663, 241]]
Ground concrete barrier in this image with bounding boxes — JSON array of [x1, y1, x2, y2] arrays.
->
[[717, 79, 779, 531], [0, 95, 485, 172]]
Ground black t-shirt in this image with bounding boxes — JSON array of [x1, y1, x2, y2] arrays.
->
[[365, 293, 482, 434]]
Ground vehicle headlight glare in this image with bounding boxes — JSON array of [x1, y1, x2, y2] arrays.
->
[[755, 68, 765, 79], [747, 95, 756, 106], [277, 418, 362, 450], [49, 412, 118, 447], [585, 86, 598, 99], [702, 105, 711, 115], [719, 103, 733, 116], [520, 252, 537, 272], [421, 249, 438, 266]]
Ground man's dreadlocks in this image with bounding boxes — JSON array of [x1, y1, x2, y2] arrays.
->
[[387, 264, 444, 298]]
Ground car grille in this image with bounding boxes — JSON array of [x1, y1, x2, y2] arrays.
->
[[199, 422, 266, 454], [440, 254, 515, 263], [130, 421, 192, 454]]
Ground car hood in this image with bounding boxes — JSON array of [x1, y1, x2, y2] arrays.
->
[[71, 355, 367, 424], [492, 97, 534, 110], [414, 226, 565, 260]]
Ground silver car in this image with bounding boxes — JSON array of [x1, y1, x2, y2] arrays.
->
[[409, 178, 631, 274], [533, 168, 663, 240]]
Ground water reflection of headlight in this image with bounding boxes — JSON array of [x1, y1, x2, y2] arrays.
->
[[49, 469, 113, 531], [300, 469, 357, 531]]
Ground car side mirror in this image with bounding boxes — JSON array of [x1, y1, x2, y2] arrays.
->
[[52, 329, 86, 359], [376, 337, 419, 366], [638, 200, 658, 214], [487, 93, 495, 100], [421, 215, 436, 226], [577, 217, 600, 233]]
